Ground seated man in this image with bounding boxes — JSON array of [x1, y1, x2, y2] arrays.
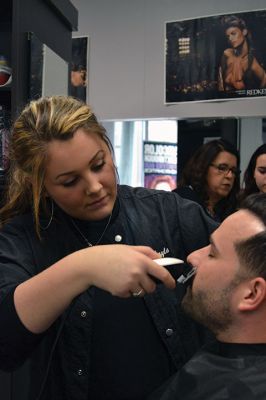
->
[[149, 192, 266, 400]]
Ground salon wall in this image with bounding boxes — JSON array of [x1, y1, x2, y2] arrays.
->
[[71, 0, 266, 121]]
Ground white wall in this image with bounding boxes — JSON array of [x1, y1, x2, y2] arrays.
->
[[71, 0, 266, 120]]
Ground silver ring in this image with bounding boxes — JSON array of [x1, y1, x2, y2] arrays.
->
[[132, 289, 143, 297]]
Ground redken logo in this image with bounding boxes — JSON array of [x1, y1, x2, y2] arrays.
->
[[246, 88, 266, 95]]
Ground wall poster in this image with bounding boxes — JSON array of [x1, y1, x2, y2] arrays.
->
[[143, 141, 177, 191], [69, 36, 89, 102], [165, 9, 266, 103]]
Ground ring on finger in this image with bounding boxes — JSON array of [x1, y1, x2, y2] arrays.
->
[[131, 288, 143, 297]]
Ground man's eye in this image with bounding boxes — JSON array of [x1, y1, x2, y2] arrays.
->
[[208, 253, 214, 258], [258, 167, 266, 174]]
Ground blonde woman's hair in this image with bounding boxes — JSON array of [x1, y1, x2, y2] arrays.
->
[[0, 96, 113, 236]]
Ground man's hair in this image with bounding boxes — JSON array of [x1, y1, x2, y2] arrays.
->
[[235, 193, 266, 278]]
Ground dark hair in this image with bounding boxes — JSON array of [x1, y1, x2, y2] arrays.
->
[[240, 192, 266, 226], [221, 14, 253, 57], [235, 193, 266, 278], [241, 144, 266, 198], [221, 15, 247, 32], [178, 139, 240, 220]]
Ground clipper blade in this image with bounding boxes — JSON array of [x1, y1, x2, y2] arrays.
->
[[177, 266, 197, 285]]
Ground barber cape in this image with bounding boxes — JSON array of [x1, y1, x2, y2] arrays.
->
[[149, 340, 266, 400]]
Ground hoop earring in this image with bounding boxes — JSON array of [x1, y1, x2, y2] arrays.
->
[[40, 198, 54, 230]]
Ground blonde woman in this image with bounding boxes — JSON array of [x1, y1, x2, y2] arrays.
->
[[0, 96, 216, 400]]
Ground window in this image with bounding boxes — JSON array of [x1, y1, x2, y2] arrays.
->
[[147, 120, 177, 142], [106, 119, 178, 187]]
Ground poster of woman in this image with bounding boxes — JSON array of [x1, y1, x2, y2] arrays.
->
[[165, 9, 266, 103]]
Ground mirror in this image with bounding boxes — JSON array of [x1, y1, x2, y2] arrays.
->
[[29, 32, 69, 99], [104, 116, 265, 188]]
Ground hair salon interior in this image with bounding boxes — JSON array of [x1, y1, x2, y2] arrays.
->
[[0, 0, 266, 398]]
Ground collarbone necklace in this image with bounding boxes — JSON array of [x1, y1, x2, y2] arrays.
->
[[70, 212, 113, 247]]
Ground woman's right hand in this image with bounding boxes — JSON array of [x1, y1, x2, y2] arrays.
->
[[82, 244, 176, 297], [14, 244, 175, 334]]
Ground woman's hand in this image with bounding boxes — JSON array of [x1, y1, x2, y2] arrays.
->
[[14, 245, 176, 333], [81, 244, 176, 297]]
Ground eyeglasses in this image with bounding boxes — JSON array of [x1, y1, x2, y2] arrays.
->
[[210, 163, 240, 176]]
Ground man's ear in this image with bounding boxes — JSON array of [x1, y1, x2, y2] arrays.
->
[[238, 278, 266, 311], [243, 28, 248, 37]]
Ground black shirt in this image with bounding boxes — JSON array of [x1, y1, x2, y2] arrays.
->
[[0, 185, 217, 400], [71, 200, 175, 399], [89, 289, 175, 400]]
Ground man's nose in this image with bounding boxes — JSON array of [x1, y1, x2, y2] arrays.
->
[[187, 245, 208, 267], [187, 249, 200, 266]]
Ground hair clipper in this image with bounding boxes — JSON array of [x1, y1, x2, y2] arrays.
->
[[153, 257, 196, 286]]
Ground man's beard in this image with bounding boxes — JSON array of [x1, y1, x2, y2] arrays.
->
[[181, 275, 244, 336]]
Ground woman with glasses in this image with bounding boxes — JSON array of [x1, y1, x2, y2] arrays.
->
[[173, 139, 240, 222]]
